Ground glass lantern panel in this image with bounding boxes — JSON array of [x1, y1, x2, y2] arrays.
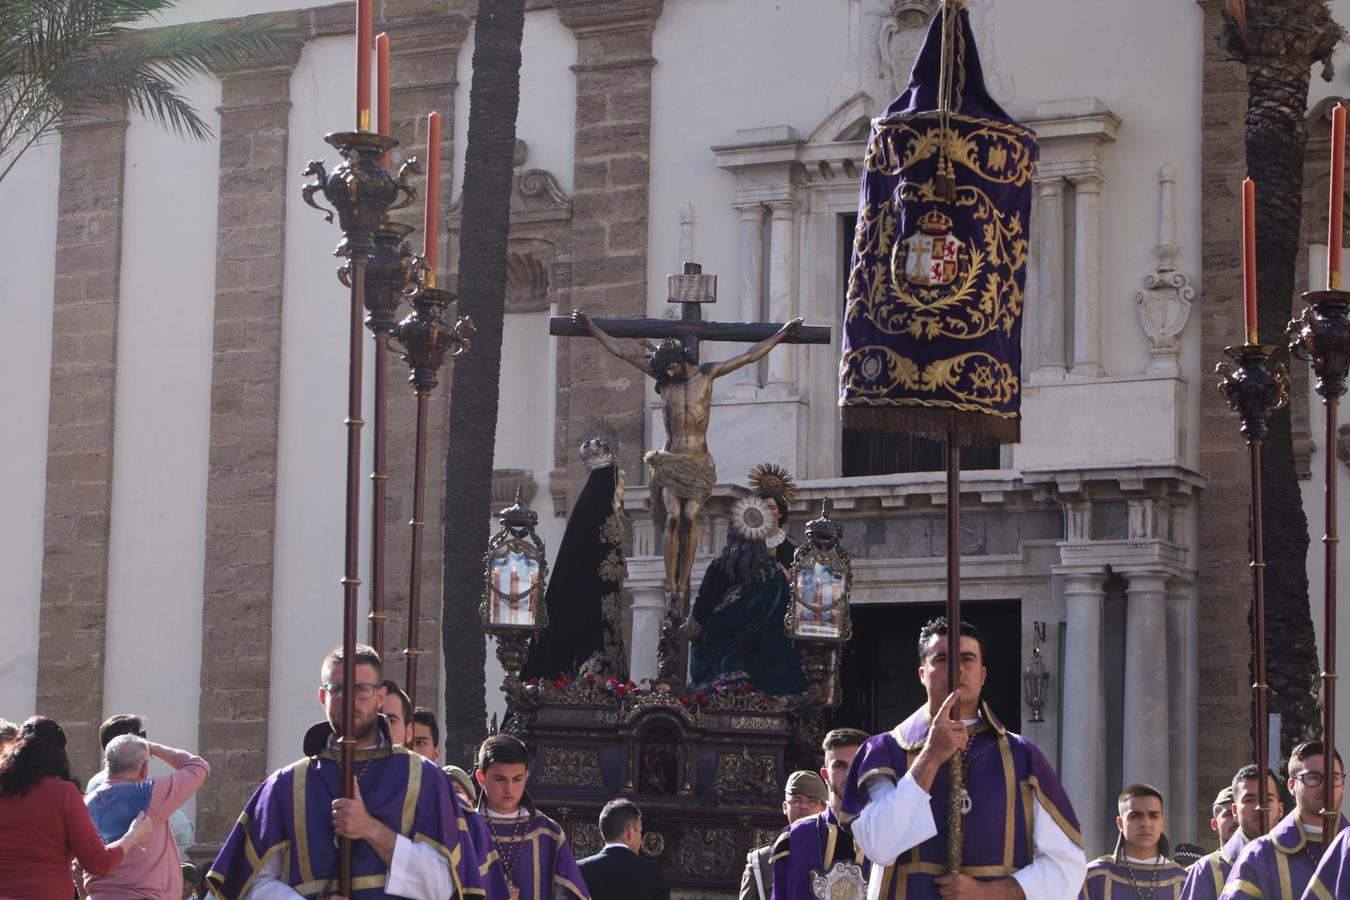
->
[[488, 548, 541, 627], [794, 560, 844, 639]]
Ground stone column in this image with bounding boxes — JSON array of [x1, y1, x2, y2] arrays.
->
[[1071, 174, 1103, 377], [764, 197, 798, 394], [1167, 573, 1198, 841], [628, 577, 666, 682], [1059, 569, 1108, 855], [554, 0, 664, 510], [35, 108, 129, 774], [1123, 571, 1171, 803], [1035, 177, 1067, 378], [195, 51, 297, 845], [733, 202, 765, 393]]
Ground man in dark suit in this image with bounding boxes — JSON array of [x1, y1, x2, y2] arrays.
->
[[577, 799, 670, 900]]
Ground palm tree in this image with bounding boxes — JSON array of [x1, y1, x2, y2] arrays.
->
[[440, 0, 528, 761], [0, 0, 289, 184], [1222, 0, 1343, 750]]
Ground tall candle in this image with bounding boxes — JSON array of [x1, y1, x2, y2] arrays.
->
[[376, 33, 390, 166], [1243, 177, 1258, 345], [1330, 103, 1346, 289], [355, 0, 372, 131], [424, 111, 442, 286]]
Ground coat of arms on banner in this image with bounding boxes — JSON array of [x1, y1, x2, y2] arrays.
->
[[811, 861, 867, 900], [897, 209, 961, 287]]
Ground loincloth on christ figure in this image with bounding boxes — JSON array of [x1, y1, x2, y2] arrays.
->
[[645, 450, 716, 527]]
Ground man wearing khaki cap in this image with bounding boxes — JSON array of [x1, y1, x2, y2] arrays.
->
[[739, 770, 827, 900]]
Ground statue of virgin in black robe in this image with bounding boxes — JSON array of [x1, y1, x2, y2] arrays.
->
[[688, 487, 807, 696], [522, 424, 627, 680]]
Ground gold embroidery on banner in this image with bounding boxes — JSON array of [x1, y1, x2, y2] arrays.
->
[[863, 113, 1036, 185]]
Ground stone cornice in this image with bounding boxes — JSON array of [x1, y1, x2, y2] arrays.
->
[[555, 0, 664, 35]]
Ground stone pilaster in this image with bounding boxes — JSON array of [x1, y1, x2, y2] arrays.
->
[[36, 108, 129, 777], [195, 50, 298, 844], [1122, 570, 1172, 804], [554, 0, 664, 510], [1058, 568, 1108, 855], [1195, 0, 1259, 832]]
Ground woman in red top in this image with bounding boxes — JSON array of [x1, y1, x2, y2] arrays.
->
[[0, 717, 151, 899]]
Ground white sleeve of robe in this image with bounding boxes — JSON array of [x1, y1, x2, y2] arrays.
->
[[1009, 802, 1087, 900], [242, 834, 454, 899], [852, 770, 940, 867]]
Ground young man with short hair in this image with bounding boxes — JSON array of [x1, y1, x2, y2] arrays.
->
[[1222, 741, 1346, 898], [1181, 766, 1284, 900], [769, 728, 871, 900], [1082, 784, 1187, 898], [740, 771, 827, 900], [576, 799, 669, 900], [475, 733, 588, 900], [1212, 787, 1238, 847], [411, 708, 441, 763], [381, 679, 413, 745], [842, 618, 1086, 899], [207, 644, 483, 898]]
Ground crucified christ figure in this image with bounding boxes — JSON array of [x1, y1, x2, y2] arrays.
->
[[571, 309, 803, 611]]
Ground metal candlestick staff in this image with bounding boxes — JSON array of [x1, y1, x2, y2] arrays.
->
[[1217, 341, 1289, 832]]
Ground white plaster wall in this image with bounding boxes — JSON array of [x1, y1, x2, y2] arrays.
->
[[139, 0, 310, 26], [452, 8, 576, 204], [269, 34, 379, 771], [0, 140, 61, 720], [102, 77, 221, 810]]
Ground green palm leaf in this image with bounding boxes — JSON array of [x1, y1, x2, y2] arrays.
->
[[1, 0, 294, 183]]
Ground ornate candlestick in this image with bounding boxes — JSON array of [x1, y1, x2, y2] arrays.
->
[[1288, 290, 1350, 838], [1217, 341, 1289, 832], [347, 204, 420, 656], [300, 129, 414, 886], [391, 264, 473, 734]]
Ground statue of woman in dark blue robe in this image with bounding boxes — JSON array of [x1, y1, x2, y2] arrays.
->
[[688, 464, 807, 696]]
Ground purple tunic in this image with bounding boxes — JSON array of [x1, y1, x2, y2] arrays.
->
[[1080, 856, 1187, 900], [1302, 823, 1350, 899], [839, 702, 1081, 899], [458, 793, 511, 898], [480, 806, 589, 899], [1179, 830, 1247, 900], [206, 721, 484, 899], [1221, 811, 1346, 899], [769, 807, 870, 900]]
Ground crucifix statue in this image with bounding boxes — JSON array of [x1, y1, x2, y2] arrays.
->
[[550, 262, 830, 683]]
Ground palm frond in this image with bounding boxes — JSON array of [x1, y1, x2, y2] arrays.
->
[[1224, 0, 1252, 48]]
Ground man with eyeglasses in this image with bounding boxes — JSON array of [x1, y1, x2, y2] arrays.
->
[[206, 644, 484, 898], [1221, 741, 1345, 899], [739, 771, 827, 900]]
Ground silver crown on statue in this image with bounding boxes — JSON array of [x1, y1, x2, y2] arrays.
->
[[579, 418, 620, 471]]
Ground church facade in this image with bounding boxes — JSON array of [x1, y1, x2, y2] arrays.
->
[[2, 0, 1349, 868]]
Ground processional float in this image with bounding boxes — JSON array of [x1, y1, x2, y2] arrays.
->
[[1220, 103, 1347, 839], [838, 0, 1036, 869], [299, 0, 471, 891]]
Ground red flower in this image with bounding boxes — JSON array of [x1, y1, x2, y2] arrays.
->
[[527, 677, 540, 686], [606, 677, 619, 687], [695, 692, 708, 705], [625, 680, 637, 689], [553, 678, 568, 689], [742, 682, 755, 693], [585, 673, 596, 682], [679, 695, 691, 704], [616, 684, 628, 695]]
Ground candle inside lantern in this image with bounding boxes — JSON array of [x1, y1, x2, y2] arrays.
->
[[1330, 103, 1346, 290], [1243, 177, 1257, 345], [355, 0, 372, 131], [424, 111, 442, 287]]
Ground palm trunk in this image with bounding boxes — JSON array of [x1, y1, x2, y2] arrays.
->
[[1227, 0, 1342, 751], [441, 0, 527, 763]]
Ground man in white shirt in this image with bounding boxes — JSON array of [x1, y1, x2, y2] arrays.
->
[[838, 617, 1087, 899]]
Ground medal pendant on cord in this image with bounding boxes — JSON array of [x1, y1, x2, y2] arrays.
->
[[810, 861, 867, 900], [959, 787, 972, 815]]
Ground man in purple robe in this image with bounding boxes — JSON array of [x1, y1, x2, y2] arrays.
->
[[1081, 784, 1188, 899], [840, 618, 1086, 899], [206, 644, 484, 899], [769, 728, 871, 900], [1303, 824, 1350, 898], [474, 734, 589, 900], [1221, 740, 1345, 899], [1181, 765, 1284, 900]]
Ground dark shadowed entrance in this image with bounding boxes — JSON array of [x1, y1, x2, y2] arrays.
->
[[832, 600, 1023, 735]]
